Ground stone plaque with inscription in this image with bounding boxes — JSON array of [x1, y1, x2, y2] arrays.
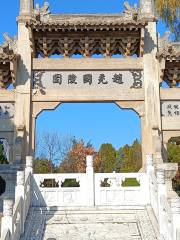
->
[[161, 101, 180, 117], [33, 70, 143, 90]]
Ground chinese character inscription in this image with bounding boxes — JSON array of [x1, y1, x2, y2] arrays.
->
[[161, 102, 180, 117], [33, 70, 143, 90]]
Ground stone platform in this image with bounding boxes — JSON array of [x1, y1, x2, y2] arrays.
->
[[21, 206, 159, 240]]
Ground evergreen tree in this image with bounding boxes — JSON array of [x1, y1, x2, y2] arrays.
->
[[98, 143, 117, 173], [34, 158, 53, 173], [120, 140, 142, 172]]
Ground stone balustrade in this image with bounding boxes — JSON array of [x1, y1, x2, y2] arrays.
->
[[147, 154, 180, 240], [1, 154, 180, 240], [1, 156, 33, 240]]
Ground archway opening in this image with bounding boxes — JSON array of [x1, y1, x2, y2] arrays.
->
[[35, 103, 142, 174]]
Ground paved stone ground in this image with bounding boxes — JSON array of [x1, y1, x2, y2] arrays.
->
[[21, 207, 159, 240]]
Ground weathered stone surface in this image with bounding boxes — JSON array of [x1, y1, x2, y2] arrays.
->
[[21, 207, 158, 240]]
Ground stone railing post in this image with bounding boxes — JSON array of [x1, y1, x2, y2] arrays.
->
[[170, 198, 180, 240], [1, 198, 14, 236], [85, 155, 94, 206], [156, 168, 166, 236], [146, 154, 154, 174], [25, 156, 33, 175], [15, 171, 25, 234]]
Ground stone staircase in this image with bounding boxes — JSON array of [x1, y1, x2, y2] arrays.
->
[[21, 206, 160, 240]]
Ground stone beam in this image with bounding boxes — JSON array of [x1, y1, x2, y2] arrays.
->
[[33, 58, 143, 71], [162, 117, 180, 130], [32, 89, 144, 102], [160, 89, 180, 100], [0, 91, 15, 102]]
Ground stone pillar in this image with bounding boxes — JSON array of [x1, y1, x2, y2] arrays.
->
[[146, 154, 154, 173], [156, 168, 166, 235], [20, 0, 34, 15], [15, 171, 25, 200], [170, 198, 180, 240], [140, 115, 149, 168], [15, 171, 25, 233], [85, 155, 94, 206], [14, 1, 33, 163], [26, 156, 33, 174], [1, 198, 14, 236], [142, 0, 162, 161], [31, 116, 36, 157]]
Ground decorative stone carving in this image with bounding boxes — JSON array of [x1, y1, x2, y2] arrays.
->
[[156, 169, 165, 184], [34, 2, 51, 22], [2, 33, 17, 54], [16, 171, 25, 186], [158, 32, 170, 53], [26, 1, 152, 58], [33, 70, 144, 90], [3, 198, 13, 217], [157, 34, 180, 87], [0, 33, 18, 89], [170, 198, 180, 214], [123, 1, 139, 21], [26, 156, 33, 173], [107, 177, 121, 188], [33, 35, 143, 58], [163, 67, 180, 88], [0, 103, 14, 119], [146, 154, 153, 166]]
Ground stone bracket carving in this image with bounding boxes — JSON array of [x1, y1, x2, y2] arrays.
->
[[116, 101, 145, 117]]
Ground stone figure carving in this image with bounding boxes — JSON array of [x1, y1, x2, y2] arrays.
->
[[34, 2, 51, 22], [158, 32, 170, 52], [0, 33, 17, 55], [123, 1, 139, 20]]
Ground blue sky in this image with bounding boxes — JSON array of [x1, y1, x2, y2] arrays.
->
[[0, 1, 167, 151]]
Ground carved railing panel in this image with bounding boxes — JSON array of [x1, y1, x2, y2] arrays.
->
[[95, 173, 149, 206]]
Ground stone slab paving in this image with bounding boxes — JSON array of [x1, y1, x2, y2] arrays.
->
[[21, 207, 159, 240]]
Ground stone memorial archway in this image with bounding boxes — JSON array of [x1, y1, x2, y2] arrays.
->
[[0, 0, 179, 169]]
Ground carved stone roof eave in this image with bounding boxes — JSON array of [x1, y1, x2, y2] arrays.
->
[[0, 53, 19, 64], [156, 42, 180, 62], [26, 14, 156, 32]]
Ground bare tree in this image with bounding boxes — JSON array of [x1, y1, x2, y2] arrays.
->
[[36, 131, 73, 168]]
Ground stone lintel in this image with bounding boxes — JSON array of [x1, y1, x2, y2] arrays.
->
[[162, 117, 180, 130], [0, 91, 15, 102], [33, 58, 143, 71], [160, 89, 180, 100], [32, 89, 144, 102]]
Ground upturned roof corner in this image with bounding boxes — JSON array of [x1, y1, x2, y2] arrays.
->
[[0, 33, 19, 89]]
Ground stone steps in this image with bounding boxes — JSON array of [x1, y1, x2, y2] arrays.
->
[[21, 206, 160, 240]]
